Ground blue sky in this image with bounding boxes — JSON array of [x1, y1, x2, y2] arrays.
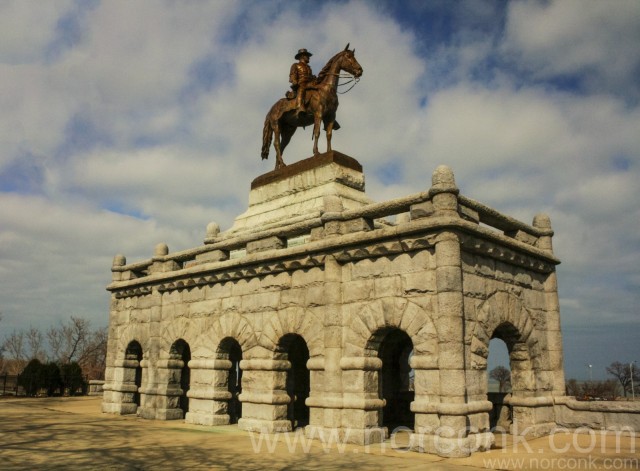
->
[[0, 0, 638, 381]]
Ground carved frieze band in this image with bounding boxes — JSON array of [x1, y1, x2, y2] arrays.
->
[[112, 235, 437, 298], [459, 234, 554, 273]]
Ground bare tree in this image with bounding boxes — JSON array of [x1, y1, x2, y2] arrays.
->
[[46, 316, 89, 364], [607, 361, 640, 397], [78, 326, 108, 380], [566, 378, 581, 396], [490, 365, 511, 393], [47, 317, 107, 379], [26, 326, 45, 362], [3, 330, 26, 374], [580, 380, 618, 400]]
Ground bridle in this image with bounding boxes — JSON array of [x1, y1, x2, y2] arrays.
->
[[337, 73, 360, 94], [323, 54, 361, 94]]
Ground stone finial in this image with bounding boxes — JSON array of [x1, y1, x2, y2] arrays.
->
[[154, 243, 169, 257], [533, 213, 554, 252], [206, 222, 221, 238], [112, 254, 126, 267], [429, 165, 459, 214], [429, 165, 459, 196], [532, 213, 552, 230]]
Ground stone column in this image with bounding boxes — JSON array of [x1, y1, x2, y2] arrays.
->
[[534, 213, 565, 432], [237, 359, 292, 432], [416, 166, 493, 457], [338, 356, 386, 445], [142, 358, 185, 420], [306, 255, 341, 440], [102, 357, 142, 415], [185, 359, 234, 425]]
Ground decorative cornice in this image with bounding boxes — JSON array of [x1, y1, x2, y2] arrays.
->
[[109, 215, 557, 298], [459, 233, 554, 273], [155, 254, 326, 294]]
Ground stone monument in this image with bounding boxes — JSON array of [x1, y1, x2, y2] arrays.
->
[[102, 147, 568, 457], [100, 43, 575, 458]]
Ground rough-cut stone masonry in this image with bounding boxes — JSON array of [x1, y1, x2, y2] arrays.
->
[[102, 151, 567, 457]]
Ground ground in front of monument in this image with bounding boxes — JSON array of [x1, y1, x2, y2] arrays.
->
[[0, 397, 637, 470]]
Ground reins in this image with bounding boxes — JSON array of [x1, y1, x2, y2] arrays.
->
[[326, 72, 360, 94], [337, 74, 360, 94]]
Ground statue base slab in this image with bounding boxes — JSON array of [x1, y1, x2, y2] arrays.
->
[[227, 151, 372, 234]]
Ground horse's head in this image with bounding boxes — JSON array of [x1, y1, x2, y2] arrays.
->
[[338, 43, 363, 78]]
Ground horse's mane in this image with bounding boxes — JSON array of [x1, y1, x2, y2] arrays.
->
[[316, 50, 346, 83]]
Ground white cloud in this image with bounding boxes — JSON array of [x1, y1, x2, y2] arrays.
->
[[0, 1, 73, 63], [0, 192, 190, 332], [504, 0, 640, 96]]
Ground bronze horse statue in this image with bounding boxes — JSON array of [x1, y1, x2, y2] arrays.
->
[[261, 44, 363, 169]]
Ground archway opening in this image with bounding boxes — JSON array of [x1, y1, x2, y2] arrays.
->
[[125, 341, 143, 407], [218, 337, 243, 424], [278, 334, 310, 429], [487, 337, 511, 430], [377, 328, 414, 430], [487, 321, 537, 433], [170, 339, 191, 416]]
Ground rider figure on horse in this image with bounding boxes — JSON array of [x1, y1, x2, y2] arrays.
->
[[289, 48, 316, 118]]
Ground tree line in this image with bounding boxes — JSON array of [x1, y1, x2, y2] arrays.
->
[[0, 313, 107, 389], [489, 363, 639, 400]]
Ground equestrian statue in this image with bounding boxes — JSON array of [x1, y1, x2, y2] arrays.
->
[[261, 44, 363, 170]]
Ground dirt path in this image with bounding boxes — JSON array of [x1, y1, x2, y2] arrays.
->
[[0, 397, 637, 470]]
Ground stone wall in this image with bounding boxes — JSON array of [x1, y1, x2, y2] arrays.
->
[[102, 151, 570, 457], [555, 398, 640, 433]]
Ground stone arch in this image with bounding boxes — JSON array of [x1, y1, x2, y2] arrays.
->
[[344, 298, 438, 361], [470, 291, 544, 374], [115, 324, 151, 360], [260, 307, 324, 358], [184, 313, 258, 361], [343, 298, 439, 433], [469, 291, 551, 435], [211, 313, 259, 354], [113, 326, 151, 412], [158, 318, 197, 360]]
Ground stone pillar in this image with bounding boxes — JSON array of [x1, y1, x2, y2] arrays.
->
[[237, 359, 292, 432], [140, 358, 185, 420], [306, 256, 343, 440], [102, 357, 141, 415], [338, 356, 386, 445], [185, 359, 234, 425], [534, 213, 565, 432], [415, 166, 493, 457]]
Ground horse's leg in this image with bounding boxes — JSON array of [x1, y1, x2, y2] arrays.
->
[[324, 119, 335, 153], [272, 121, 285, 169], [312, 112, 322, 156], [280, 125, 296, 156]]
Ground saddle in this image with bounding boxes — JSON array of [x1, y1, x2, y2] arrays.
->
[[285, 85, 318, 102]]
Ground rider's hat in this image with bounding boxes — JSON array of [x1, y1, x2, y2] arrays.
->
[[295, 48, 313, 60]]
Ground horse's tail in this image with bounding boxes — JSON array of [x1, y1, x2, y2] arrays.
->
[[261, 115, 272, 160]]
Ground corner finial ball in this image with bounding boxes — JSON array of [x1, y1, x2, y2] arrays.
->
[[154, 243, 169, 257], [112, 254, 126, 267]]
